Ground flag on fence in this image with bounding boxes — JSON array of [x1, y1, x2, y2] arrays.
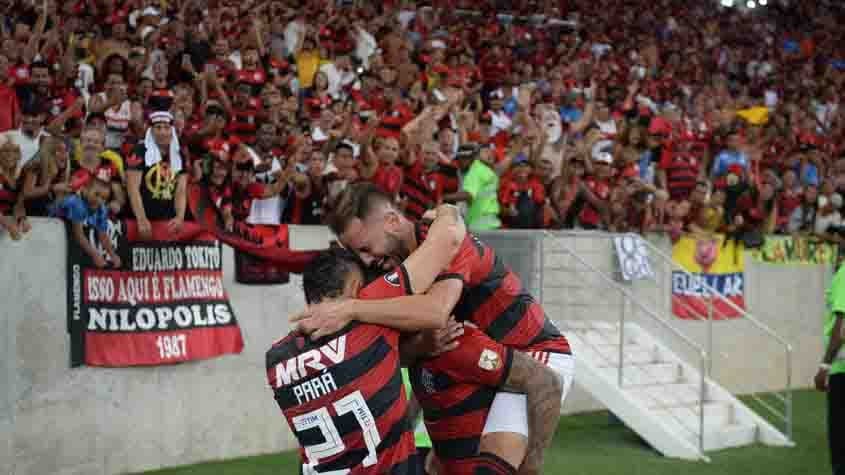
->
[[671, 234, 745, 320], [749, 235, 839, 265], [66, 220, 244, 367], [189, 184, 322, 277]]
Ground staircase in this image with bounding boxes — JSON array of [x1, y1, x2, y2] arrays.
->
[[538, 231, 794, 461], [566, 320, 791, 460]]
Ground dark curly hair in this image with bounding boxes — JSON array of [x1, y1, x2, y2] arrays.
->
[[302, 247, 364, 305]]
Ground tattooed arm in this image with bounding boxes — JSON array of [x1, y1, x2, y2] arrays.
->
[[503, 351, 564, 475]]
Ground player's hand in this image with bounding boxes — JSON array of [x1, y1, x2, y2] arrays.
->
[[428, 318, 466, 356], [290, 300, 354, 340], [426, 204, 466, 247]]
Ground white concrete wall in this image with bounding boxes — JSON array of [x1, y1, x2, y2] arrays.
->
[[0, 221, 831, 474]]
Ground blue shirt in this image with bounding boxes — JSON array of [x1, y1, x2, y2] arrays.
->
[[638, 149, 656, 183], [50, 194, 110, 233], [560, 106, 583, 124], [711, 150, 749, 177], [503, 96, 519, 117], [800, 162, 820, 187]]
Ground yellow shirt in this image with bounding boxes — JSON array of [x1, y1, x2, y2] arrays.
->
[[295, 50, 321, 89]]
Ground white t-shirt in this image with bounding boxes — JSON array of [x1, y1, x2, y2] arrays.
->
[[247, 150, 284, 226], [815, 210, 842, 235], [0, 128, 49, 167]]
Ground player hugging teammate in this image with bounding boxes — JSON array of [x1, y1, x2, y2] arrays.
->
[[267, 184, 574, 475]]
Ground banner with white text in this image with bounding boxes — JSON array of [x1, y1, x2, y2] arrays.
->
[[67, 220, 244, 367], [671, 234, 745, 320]]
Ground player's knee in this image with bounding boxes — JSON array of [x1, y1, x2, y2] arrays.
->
[[478, 432, 527, 470], [471, 452, 517, 475]]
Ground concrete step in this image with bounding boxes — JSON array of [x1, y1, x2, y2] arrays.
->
[[698, 423, 758, 451], [569, 328, 637, 346], [597, 362, 682, 387], [628, 382, 708, 408], [562, 320, 616, 331], [653, 402, 735, 434], [578, 343, 658, 367]]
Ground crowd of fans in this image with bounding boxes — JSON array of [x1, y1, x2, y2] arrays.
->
[[3, 0, 845, 261]]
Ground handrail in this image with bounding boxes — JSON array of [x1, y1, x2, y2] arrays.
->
[[546, 236, 708, 455], [541, 229, 794, 441], [553, 240, 705, 355], [636, 231, 795, 441]]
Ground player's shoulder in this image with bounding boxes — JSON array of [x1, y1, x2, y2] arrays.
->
[[359, 265, 412, 299], [265, 332, 300, 366], [463, 232, 488, 256]]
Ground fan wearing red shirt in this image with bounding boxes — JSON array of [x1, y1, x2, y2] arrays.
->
[[657, 138, 707, 202], [399, 141, 446, 222], [70, 127, 125, 216], [0, 79, 20, 133], [225, 80, 261, 145], [201, 142, 235, 231], [777, 170, 802, 230], [479, 44, 512, 88], [578, 156, 612, 229], [24, 61, 82, 128], [239, 46, 268, 87], [361, 136, 403, 199], [499, 157, 545, 229], [206, 36, 236, 82]]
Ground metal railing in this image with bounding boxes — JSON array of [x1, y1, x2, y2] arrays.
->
[[538, 230, 794, 446], [635, 233, 794, 441], [540, 232, 710, 455]]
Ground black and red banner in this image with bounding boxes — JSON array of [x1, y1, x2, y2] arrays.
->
[[189, 184, 323, 277], [67, 220, 244, 367], [233, 225, 291, 285]]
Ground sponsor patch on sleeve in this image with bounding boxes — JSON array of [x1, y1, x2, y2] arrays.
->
[[478, 349, 501, 371], [384, 271, 401, 287]]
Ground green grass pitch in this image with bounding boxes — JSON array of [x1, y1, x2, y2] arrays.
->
[[140, 389, 830, 475]]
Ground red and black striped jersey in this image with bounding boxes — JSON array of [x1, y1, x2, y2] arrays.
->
[[400, 159, 445, 222], [419, 226, 571, 356], [359, 263, 514, 461], [409, 327, 513, 460], [435, 161, 460, 196], [266, 318, 419, 473]]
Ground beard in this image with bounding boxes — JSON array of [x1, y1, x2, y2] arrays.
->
[[375, 231, 410, 271]]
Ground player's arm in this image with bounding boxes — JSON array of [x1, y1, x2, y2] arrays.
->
[[402, 204, 466, 294], [504, 352, 564, 475], [354, 278, 464, 331], [293, 275, 464, 338]]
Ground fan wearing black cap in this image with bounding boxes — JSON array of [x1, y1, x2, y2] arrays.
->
[[125, 111, 188, 239]]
